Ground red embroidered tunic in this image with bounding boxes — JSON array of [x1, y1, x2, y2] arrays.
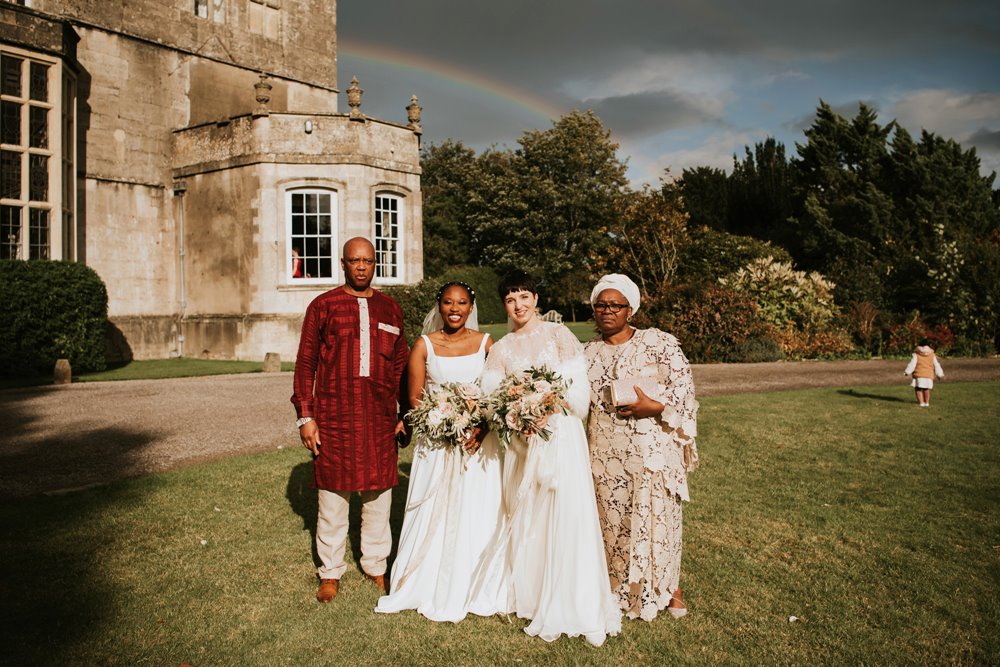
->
[[291, 287, 409, 492]]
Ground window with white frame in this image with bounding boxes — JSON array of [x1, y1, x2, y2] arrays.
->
[[194, 0, 225, 22], [374, 192, 403, 281], [287, 188, 337, 282], [1, 47, 72, 262]]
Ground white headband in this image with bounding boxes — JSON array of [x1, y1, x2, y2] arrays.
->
[[591, 273, 641, 314]]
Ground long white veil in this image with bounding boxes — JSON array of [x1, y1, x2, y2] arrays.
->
[[420, 303, 480, 335]]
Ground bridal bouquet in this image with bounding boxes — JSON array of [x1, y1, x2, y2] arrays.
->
[[487, 365, 570, 448], [406, 382, 486, 451]]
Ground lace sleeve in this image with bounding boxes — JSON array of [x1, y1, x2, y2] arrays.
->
[[552, 325, 590, 418], [552, 323, 585, 366], [652, 330, 698, 441], [479, 338, 507, 395]]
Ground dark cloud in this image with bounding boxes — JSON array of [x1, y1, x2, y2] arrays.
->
[[582, 90, 723, 138], [967, 128, 1000, 151], [337, 1, 1000, 182], [339, 0, 1000, 90]]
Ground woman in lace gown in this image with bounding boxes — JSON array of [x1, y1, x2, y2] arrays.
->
[[477, 271, 621, 646], [583, 274, 698, 622], [375, 282, 508, 622]]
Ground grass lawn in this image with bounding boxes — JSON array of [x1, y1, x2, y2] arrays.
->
[[1, 382, 996, 665]]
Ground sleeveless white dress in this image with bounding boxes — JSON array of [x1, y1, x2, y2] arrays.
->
[[375, 333, 508, 621], [475, 321, 621, 646]]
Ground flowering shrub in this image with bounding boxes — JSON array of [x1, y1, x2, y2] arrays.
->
[[635, 284, 772, 363], [885, 314, 954, 355], [719, 257, 842, 333]]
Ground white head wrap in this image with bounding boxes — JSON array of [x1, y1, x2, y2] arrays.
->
[[590, 273, 641, 314]]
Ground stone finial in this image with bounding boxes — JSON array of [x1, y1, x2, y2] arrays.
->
[[347, 76, 364, 119], [406, 95, 423, 133], [254, 73, 272, 116]]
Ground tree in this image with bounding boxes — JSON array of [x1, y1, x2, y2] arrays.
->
[[680, 166, 728, 231], [728, 138, 796, 246], [467, 111, 629, 315], [419, 140, 479, 278], [789, 102, 898, 307], [599, 184, 689, 295]]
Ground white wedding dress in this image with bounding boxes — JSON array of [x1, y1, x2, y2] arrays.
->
[[375, 333, 508, 621], [476, 321, 621, 646]]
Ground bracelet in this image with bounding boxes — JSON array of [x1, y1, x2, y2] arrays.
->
[[295, 417, 314, 428]]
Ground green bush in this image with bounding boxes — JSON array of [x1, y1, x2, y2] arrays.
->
[[434, 265, 504, 324], [0, 261, 109, 375], [380, 281, 439, 346], [729, 334, 786, 363], [677, 226, 793, 284], [720, 256, 842, 333], [634, 283, 772, 363], [385, 266, 505, 345], [950, 335, 996, 357]]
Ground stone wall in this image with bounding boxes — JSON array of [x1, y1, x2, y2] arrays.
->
[[29, 0, 338, 90], [0, 3, 75, 57], [170, 112, 423, 361], [4, 1, 424, 362]]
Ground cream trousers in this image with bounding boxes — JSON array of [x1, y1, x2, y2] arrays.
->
[[316, 488, 392, 580]]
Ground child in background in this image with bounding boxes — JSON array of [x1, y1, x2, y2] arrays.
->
[[903, 338, 944, 407]]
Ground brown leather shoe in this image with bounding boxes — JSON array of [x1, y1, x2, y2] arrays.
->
[[364, 572, 388, 593], [316, 578, 339, 602]]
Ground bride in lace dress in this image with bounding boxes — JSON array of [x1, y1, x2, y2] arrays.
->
[[476, 271, 621, 646], [375, 282, 508, 621]]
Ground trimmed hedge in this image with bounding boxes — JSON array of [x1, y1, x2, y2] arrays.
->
[[0, 261, 109, 376], [382, 266, 504, 346], [434, 265, 504, 324], [380, 280, 439, 347]]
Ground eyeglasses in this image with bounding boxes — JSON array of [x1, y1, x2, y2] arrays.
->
[[593, 302, 629, 314]]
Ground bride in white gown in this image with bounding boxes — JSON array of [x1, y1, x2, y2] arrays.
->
[[375, 283, 508, 621], [476, 271, 621, 646]]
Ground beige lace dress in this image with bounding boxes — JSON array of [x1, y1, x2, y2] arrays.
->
[[583, 327, 699, 621]]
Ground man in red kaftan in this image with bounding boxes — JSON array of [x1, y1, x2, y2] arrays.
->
[[291, 237, 409, 602]]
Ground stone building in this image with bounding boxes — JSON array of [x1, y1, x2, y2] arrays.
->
[[1, 0, 423, 361]]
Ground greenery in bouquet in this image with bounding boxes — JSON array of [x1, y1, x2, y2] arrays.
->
[[487, 366, 570, 448], [406, 382, 486, 451]]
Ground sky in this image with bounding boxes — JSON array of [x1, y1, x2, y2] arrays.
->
[[336, 0, 1000, 187]]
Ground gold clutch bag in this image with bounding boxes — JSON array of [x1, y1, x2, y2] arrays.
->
[[609, 377, 664, 406]]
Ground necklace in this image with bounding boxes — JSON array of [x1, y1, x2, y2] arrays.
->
[[434, 328, 469, 347]]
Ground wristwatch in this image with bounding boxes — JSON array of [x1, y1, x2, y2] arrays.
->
[[295, 417, 313, 428]]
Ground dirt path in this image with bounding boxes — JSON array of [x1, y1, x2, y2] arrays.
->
[[1, 358, 997, 497]]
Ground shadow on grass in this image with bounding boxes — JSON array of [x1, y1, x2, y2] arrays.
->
[[0, 389, 156, 665], [284, 458, 411, 578], [837, 388, 909, 403]]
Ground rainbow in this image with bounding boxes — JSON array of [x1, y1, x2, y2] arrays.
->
[[339, 39, 565, 122]]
